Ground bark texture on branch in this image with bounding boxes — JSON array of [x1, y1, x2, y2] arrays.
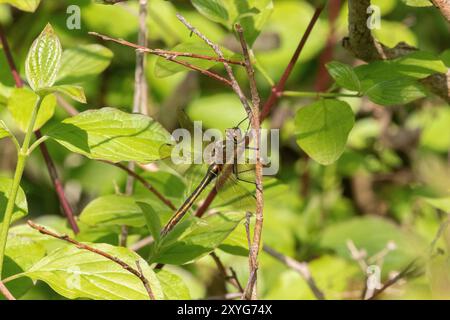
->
[[345, 0, 450, 103]]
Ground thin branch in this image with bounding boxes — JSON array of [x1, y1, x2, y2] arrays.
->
[[53, 95, 177, 212], [431, 0, 450, 23], [0, 280, 15, 300], [236, 24, 263, 300], [27, 220, 156, 300], [175, 14, 252, 118], [0, 23, 79, 234], [263, 245, 326, 300], [345, 0, 450, 103], [210, 252, 244, 293], [0, 24, 22, 88], [89, 32, 235, 87], [260, 6, 324, 120]]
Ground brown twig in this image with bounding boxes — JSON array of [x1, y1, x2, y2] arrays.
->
[[0, 280, 15, 300], [260, 6, 324, 120], [263, 245, 326, 300], [368, 259, 420, 300], [431, 0, 450, 23], [210, 252, 244, 293], [236, 24, 264, 300], [0, 22, 79, 234], [175, 14, 252, 118], [27, 220, 156, 300], [52, 94, 177, 211]]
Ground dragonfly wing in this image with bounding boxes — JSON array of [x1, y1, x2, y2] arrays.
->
[[213, 164, 256, 213]]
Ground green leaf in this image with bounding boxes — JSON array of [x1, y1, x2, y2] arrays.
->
[[295, 99, 355, 165], [39, 85, 87, 104], [0, 121, 11, 141], [25, 23, 62, 92], [191, 0, 229, 25], [0, 0, 41, 12], [362, 78, 427, 106], [424, 197, 450, 212], [0, 177, 28, 231], [326, 61, 361, 92], [232, 0, 274, 46], [46, 107, 174, 163], [7, 87, 56, 132], [155, 41, 235, 78], [25, 243, 164, 300], [0, 83, 12, 106], [138, 201, 162, 243], [151, 211, 245, 265], [80, 195, 146, 228], [400, 0, 432, 7], [156, 269, 191, 300], [56, 44, 114, 84]]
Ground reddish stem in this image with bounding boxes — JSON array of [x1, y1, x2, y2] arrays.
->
[[0, 23, 79, 233]]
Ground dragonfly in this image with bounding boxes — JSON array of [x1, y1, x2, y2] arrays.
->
[[160, 126, 257, 237]]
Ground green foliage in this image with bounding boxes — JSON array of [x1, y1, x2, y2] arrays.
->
[[401, 0, 432, 7], [295, 99, 355, 165], [328, 51, 447, 106], [56, 44, 114, 84], [0, 121, 11, 141], [155, 41, 235, 77], [0, 177, 28, 231], [321, 217, 426, 271], [150, 212, 245, 264], [156, 269, 191, 300], [0, 0, 41, 12], [7, 88, 56, 132], [46, 108, 174, 163], [139, 201, 162, 243], [0, 0, 448, 301], [80, 195, 147, 228], [24, 243, 164, 300], [326, 62, 361, 92], [25, 23, 62, 92], [191, 0, 273, 46]]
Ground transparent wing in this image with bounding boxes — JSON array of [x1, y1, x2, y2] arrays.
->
[[213, 163, 256, 213]]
